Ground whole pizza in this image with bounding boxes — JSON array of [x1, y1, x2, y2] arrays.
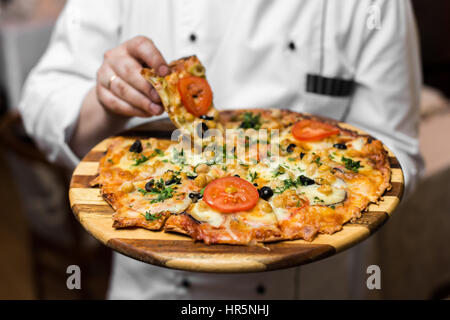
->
[[91, 56, 391, 245]]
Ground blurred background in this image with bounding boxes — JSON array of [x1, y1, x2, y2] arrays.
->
[[0, 0, 448, 299]]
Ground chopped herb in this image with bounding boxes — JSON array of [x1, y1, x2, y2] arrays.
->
[[341, 156, 363, 173], [275, 175, 315, 193], [314, 196, 324, 204], [132, 154, 150, 166], [312, 156, 322, 167], [151, 148, 165, 157], [200, 186, 206, 197], [143, 211, 162, 222], [330, 205, 336, 210], [138, 178, 176, 203], [137, 187, 148, 195], [107, 158, 114, 164], [239, 112, 262, 130], [150, 186, 175, 204], [249, 171, 258, 182], [288, 157, 296, 162], [273, 165, 286, 177]]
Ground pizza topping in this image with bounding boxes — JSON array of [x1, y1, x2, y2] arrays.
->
[[275, 175, 315, 194], [143, 211, 163, 222], [292, 120, 340, 142], [203, 177, 260, 213], [187, 63, 206, 77], [188, 192, 203, 203], [140, 178, 176, 204], [333, 143, 347, 150], [132, 154, 150, 166], [258, 186, 274, 201], [178, 76, 212, 117], [239, 112, 262, 130], [188, 201, 225, 228], [341, 156, 363, 173], [301, 184, 346, 206], [129, 140, 143, 153], [199, 115, 214, 121], [286, 144, 297, 153], [145, 180, 155, 192]]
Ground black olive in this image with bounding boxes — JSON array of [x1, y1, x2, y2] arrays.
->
[[258, 186, 274, 201], [333, 143, 347, 150], [145, 180, 155, 192], [286, 144, 296, 153], [367, 137, 374, 144], [300, 152, 306, 159], [187, 174, 197, 180], [165, 179, 176, 185], [200, 115, 214, 121], [234, 174, 240, 178], [189, 192, 203, 203], [196, 122, 209, 138], [299, 175, 315, 186], [253, 183, 258, 187], [129, 139, 143, 153]]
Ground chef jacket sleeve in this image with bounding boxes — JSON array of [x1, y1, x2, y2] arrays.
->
[[18, 0, 122, 169], [344, 0, 424, 197]]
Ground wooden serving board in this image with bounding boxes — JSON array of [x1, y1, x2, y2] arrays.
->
[[69, 114, 404, 273]]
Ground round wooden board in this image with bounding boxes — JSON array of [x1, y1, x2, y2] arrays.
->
[[69, 111, 404, 273]]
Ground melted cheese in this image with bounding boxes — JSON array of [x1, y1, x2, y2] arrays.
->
[[299, 180, 347, 206], [238, 200, 278, 227], [188, 201, 225, 228]]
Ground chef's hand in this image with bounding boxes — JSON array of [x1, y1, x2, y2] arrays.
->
[[70, 36, 169, 157], [96, 35, 169, 117]]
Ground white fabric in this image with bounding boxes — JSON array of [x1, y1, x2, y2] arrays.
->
[[19, 0, 423, 299]]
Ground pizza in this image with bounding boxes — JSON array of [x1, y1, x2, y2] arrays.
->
[[91, 56, 391, 245], [141, 55, 223, 138]]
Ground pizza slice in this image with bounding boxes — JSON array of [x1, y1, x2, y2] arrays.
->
[[141, 55, 223, 138]]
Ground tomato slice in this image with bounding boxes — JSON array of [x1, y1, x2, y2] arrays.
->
[[178, 76, 213, 117], [292, 119, 340, 141], [203, 177, 259, 213]]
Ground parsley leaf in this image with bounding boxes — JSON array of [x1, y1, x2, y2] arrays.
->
[[132, 154, 150, 166], [151, 149, 165, 157], [143, 211, 162, 222], [239, 112, 262, 130], [341, 156, 363, 173], [138, 178, 176, 203]]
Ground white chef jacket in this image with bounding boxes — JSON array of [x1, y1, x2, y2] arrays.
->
[[19, 0, 423, 299]]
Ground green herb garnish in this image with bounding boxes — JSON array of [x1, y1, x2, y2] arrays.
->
[[151, 148, 165, 157], [239, 112, 262, 130], [143, 211, 162, 221], [341, 156, 363, 173], [273, 165, 286, 177], [139, 178, 176, 203], [132, 154, 150, 166]]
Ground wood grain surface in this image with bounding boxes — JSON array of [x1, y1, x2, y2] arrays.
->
[[69, 113, 404, 273]]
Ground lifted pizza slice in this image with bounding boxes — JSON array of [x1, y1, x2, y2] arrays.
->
[[141, 55, 223, 138]]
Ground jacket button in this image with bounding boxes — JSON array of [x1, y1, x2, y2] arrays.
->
[[256, 284, 266, 295], [181, 279, 191, 288], [189, 33, 197, 42], [288, 41, 296, 51]]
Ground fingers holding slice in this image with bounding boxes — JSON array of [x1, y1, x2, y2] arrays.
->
[[98, 64, 163, 116], [126, 36, 170, 76]]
